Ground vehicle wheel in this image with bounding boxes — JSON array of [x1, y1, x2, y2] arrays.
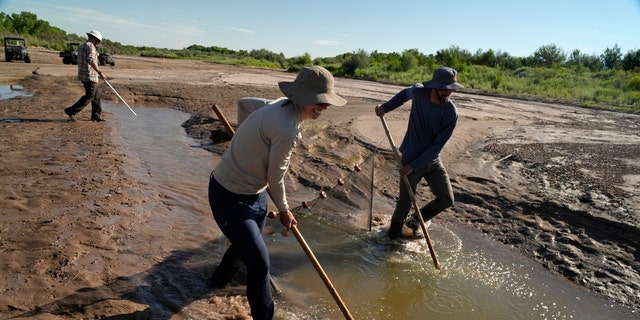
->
[[110, 62, 115, 66], [63, 57, 70, 64], [24, 54, 31, 63]]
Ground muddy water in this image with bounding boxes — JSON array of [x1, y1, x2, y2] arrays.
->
[[104, 102, 636, 320], [0, 84, 31, 100]]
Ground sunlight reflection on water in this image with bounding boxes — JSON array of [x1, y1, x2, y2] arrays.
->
[[104, 102, 636, 320]]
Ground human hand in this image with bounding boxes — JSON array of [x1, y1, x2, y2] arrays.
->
[[399, 164, 413, 177], [279, 209, 297, 230], [375, 104, 385, 117]]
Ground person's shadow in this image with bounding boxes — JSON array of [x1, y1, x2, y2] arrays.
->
[[10, 239, 239, 319], [0, 118, 68, 123]]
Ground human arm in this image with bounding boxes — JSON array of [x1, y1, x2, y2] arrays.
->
[[268, 137, 299, 229], [375, 85, 416, 116], [266, 125, 299, 216], [87, 43, 106, 80], [89, 60, 106, 80]]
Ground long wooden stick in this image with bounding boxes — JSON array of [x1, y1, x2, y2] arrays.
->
[[379, 116, 441, 269], [269, 275, 282, 294], [291, 225, 354, 319], [211, 104, 235, 139], [369, 154, 375, 231]]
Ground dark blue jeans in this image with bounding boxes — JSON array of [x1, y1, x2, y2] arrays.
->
[[208, 176, 274, 320], [388, 159, 454, 238], [65, 81, 102, 119]]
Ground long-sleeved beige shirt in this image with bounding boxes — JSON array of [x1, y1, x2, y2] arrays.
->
[[213, 98, 301, 212]]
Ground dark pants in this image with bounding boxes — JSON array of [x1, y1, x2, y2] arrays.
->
[[208, 176, 274, 320], [65, 81, 102, 119], [388, 159, 454, 238]]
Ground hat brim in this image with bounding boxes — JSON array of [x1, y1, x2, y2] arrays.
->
[[279, 81, 347, 107], [423, 80, 464, 90]]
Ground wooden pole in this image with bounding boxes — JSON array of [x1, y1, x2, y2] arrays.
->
[[379, 116, 441, 270], [368, 154, 375, 231], [291, 225, 354, 319], [211, 104, 236, 138]]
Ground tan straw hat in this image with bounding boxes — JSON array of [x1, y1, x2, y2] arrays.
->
[[278, 66, 347, 106]]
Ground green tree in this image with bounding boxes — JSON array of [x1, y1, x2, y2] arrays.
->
[[9, 11, 38, 34], [472, 48, 497, 67], [496, 51, 520, 70], [400, 49, 420, 72], [0, 12, 13, 32], [601, 44, 622, 70], [435, 45, 471, 70], [341, 49, 370, 75], [249, 48, 285, 65], [288, 53, 312, 71], [567, 49, 603, 72], [533, 44, 566, 67], [622, 49, 640, 71], [567, 49, 584, 67]]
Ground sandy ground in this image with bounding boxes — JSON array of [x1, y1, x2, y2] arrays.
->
[[0, 49, 639, 319]]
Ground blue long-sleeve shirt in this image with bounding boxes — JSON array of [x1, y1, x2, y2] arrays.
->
[[380, 84, 458, 170]]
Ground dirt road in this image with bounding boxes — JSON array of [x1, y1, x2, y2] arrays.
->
[[1, 49, 638, 318]]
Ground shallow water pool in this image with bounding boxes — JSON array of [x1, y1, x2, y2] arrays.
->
[[0, 84, 31, 100], [103, 102, 636, 319]]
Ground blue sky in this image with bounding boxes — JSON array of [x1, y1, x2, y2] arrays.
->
[[2, 0, 639, 59]]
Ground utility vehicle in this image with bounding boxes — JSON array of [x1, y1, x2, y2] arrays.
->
[[4, 37, 31, 63]]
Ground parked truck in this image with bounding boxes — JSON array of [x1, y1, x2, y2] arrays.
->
[[4, 37, 31, 63]]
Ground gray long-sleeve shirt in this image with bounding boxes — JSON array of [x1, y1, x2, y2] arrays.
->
[[213, 99, 301, 212], [380, 84, 458, 170]]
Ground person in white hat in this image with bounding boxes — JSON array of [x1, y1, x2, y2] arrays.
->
[[375, 67, 464, 239], [64, 30, 107, 122], [207, 66, 346, 319]]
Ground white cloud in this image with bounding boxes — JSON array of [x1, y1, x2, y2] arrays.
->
[[223, 26, 255, 34]]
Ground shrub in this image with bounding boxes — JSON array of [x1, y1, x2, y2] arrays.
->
[[627, 75, 640, 91]]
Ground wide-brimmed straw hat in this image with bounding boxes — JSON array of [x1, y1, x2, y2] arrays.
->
[[278, 66, 347, 107], [423, 67, 464, 90]]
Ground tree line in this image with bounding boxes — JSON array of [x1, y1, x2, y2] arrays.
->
[[1, 11, 639, 112]]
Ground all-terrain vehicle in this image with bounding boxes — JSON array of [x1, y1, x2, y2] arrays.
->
[[4, 37, 31, 63], [97, 47, 115, 66], [60, 42, 115, 66], [59, 42, 80, 65]]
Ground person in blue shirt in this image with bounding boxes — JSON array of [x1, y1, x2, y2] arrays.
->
[[374, 67, 463, 239]]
